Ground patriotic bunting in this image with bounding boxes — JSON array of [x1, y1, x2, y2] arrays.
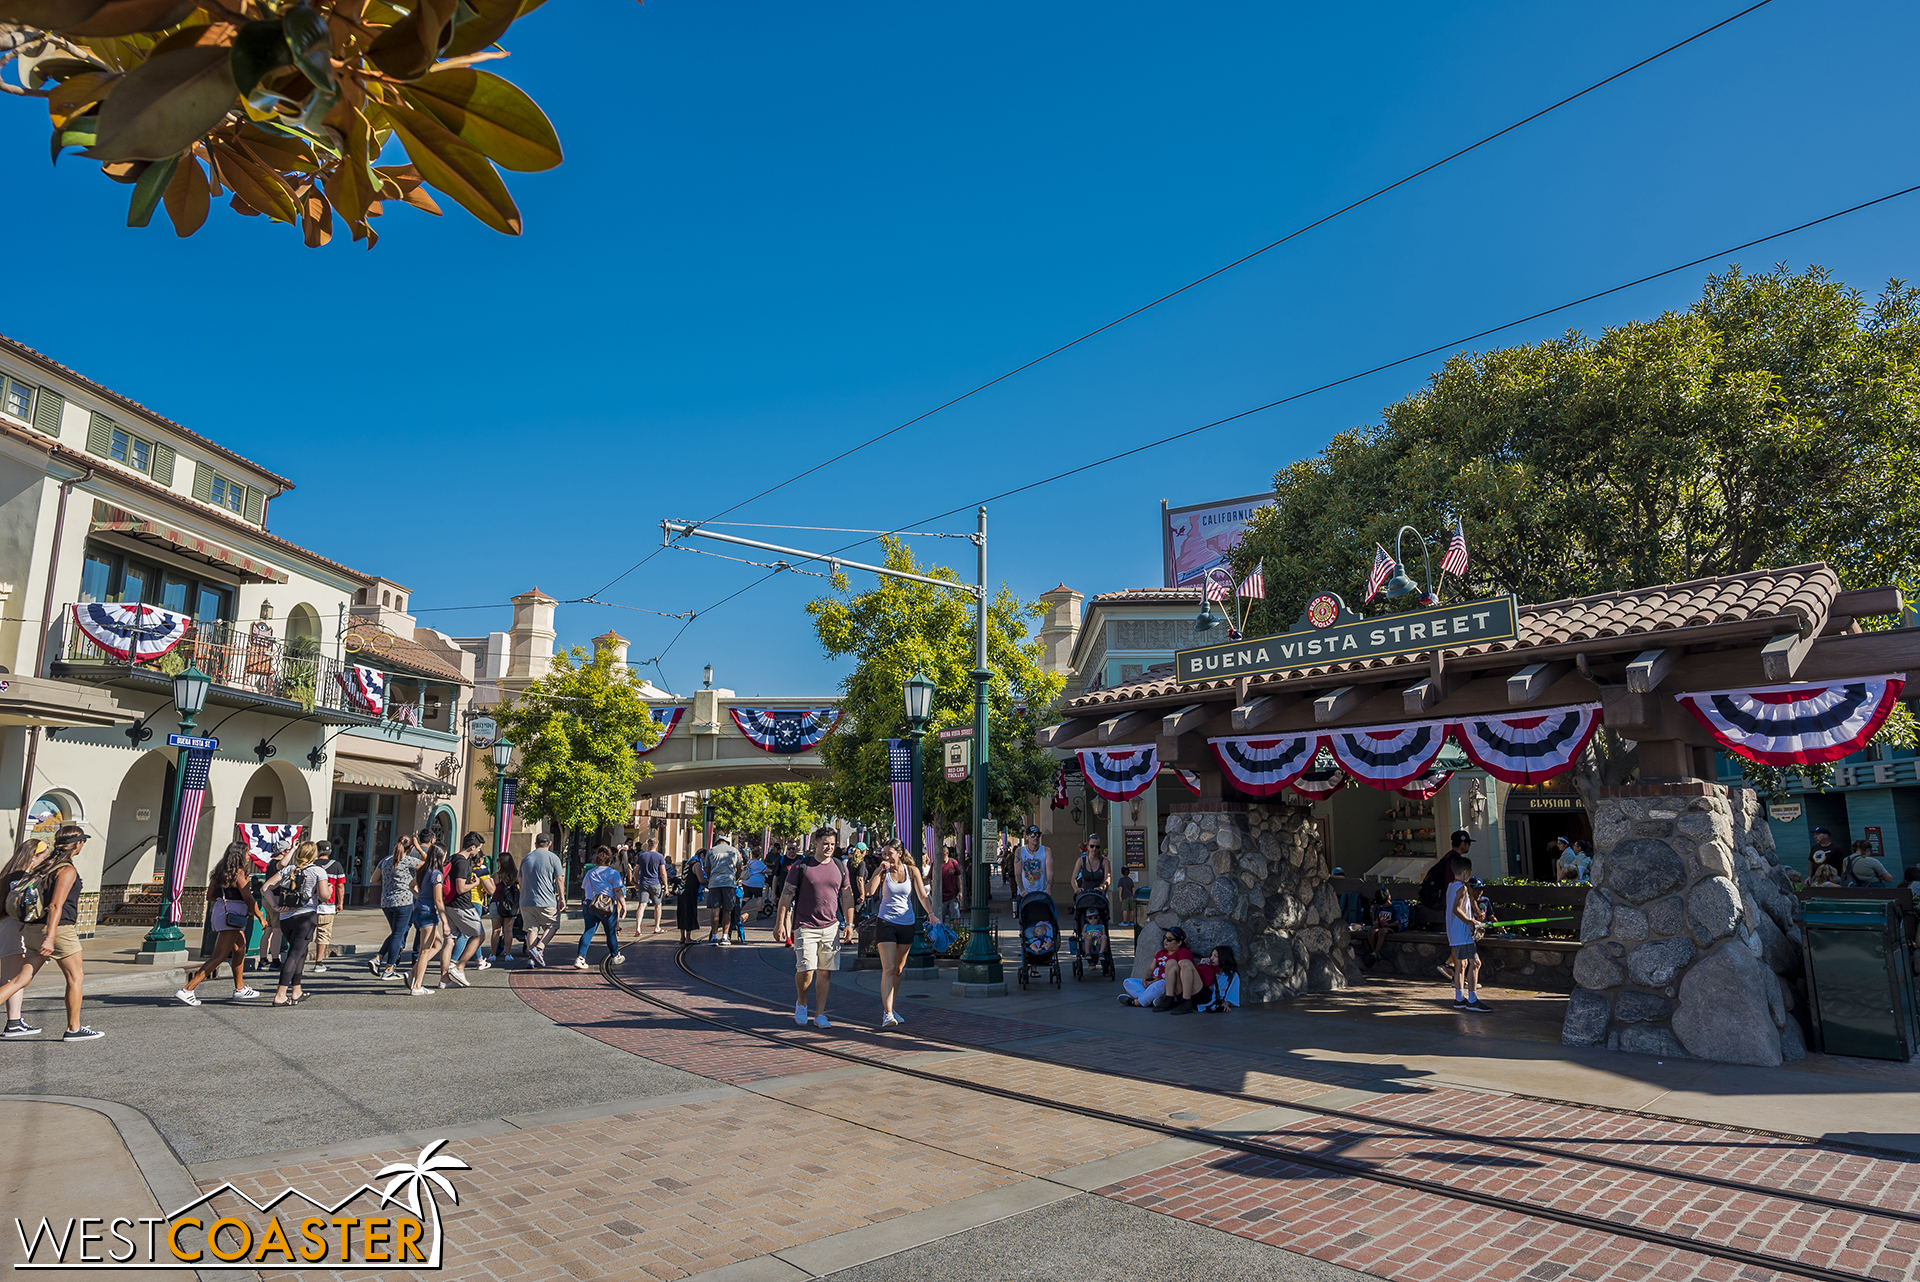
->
[[1077, 746, 1161, 801], [1397, 768, 1453, 801], [1207, 734, 1319, 797], [1050, 762, 1070, 810], [638, 705, 685, 754], [237, 823, 305, 871], [729, 707, 841, 754], [1451, 704, 1603, 784], [1159, 765, 1203, 797], [1289, 765, 1347, 799], [1677, 676, 1906, 767], [72, 601, 191, 663], [334, 663, 385, 715], [1323, 722, 1451, 790]]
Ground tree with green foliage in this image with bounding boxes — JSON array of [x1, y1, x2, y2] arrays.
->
[[483, 646, 656, 852], [806, 538, 1064, 843], [0, 0, 590, 244], [708, 783, 822, 848], [1229, 265, 1920, 802]]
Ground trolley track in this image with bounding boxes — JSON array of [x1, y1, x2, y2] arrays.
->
[[593, 946, 1919, 1282]]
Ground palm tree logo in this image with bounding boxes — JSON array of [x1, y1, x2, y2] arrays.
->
[[376, 1139, 471, 1267]]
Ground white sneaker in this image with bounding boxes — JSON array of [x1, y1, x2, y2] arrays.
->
[[812, 1012, 832, 1029], [611, 953, 624, 965], [378, 970, 400, 982], [476, 958, 492, 970], [310, 965, 329, 973], [174, 988, 201, 1007], [886, 1011, 904, 1028], [794, 1002, 808, 1025], [230, 987, 259, 1001], [408, 987, 435, 997], [446, 970, 471, 988], [573, 957, 589, 970]]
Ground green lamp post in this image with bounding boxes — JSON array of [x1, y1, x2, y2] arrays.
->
[[141, 663, 213, 959], [902, 671, 937, 971], [490, 738, 515, 864]]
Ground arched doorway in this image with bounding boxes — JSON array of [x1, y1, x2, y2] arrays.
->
[[103, 751, 169, 893], [428, 803, 457, 852]]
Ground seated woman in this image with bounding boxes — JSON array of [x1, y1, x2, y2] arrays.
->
[[1367, 886, 1396, 962]]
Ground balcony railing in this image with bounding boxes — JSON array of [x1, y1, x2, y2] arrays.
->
[[58, 607, 370, 718]]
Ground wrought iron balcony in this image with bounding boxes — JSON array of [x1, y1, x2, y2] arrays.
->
[[54, 606, 374, 721]]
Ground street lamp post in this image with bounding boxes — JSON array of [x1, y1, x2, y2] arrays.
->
[[957, 507, 1003, 987], [141, 664, 212, 961], [902, 672, 936, 974], [491, 739, 515, 866]]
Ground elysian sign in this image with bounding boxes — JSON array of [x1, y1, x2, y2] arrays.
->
[[1175, 595, 1519, 683]]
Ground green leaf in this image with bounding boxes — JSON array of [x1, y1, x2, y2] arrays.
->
[[0, 0, 106, 27], [51, 116, 98, 163], [230, 20, 290, 97], [399, 69, 559, 172], [282, 4, 334, 92], [87, 45, 236, 162], [126, 153, 178, 226], [443, 0, 517, 58], [381, 99, 521, 234]]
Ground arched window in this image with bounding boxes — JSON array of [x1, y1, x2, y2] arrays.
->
[[382, 590, 391, 607], [27, 792, 74, 843]]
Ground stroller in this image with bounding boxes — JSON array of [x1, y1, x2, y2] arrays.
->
[[1017, 891, 1062, 989], [1070, 891, 1115, 981]]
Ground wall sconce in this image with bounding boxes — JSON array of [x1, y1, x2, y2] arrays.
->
[[1071, 804, 1082, 826], [259, 599, 274, 620], [1131, 798, 1140, 823]]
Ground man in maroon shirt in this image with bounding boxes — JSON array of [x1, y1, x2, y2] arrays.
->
[[777, 827, 855, 1029]]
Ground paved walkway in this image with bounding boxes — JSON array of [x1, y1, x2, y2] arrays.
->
[[9, 904, 1920, 1282]]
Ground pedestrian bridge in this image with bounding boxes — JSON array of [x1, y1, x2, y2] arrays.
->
[[637, 688, 843, 793]]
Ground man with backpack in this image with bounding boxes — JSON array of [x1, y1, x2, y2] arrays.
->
[[445, 832, 493, 983], [705, 835, 742, 946], [1843, 839, 1895, 887], [779, 827, 854, 1028]]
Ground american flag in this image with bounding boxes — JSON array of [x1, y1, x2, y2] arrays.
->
[[888, 738, 914, 847], [1237, 561, 1265, 599], [1050, 761, 1069, 810], [1203, 570, 1230, 603], [1440, 518, 1469, 578], [496, 777, 517, 855], [1364, 544, 1396, 603], [167, 747, 213, 926]]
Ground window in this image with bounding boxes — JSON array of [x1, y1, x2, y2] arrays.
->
[[109, 427, 152, 473], [251, 795, 273, 820], [195, 584, 229, 622], [209, 473, 244, 513], [0, 375, 31, 422], [79, 552, 112, 604], [79, 541, 235, 621]]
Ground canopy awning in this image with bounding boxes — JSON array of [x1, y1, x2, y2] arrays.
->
[[0, 674, 128, 729], [333, 758, 455, 795], [90, 502, 290, 584]]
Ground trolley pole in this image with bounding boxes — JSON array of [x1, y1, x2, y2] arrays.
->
[[957, 507, 1002, 986]]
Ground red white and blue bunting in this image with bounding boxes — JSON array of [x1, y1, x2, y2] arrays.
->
[[72, 602, 190, 663], [1450, 703, 1603, 785], [638, 705, 685, 754], [1323, 722, 1450, 790], [1159, 765, 1203, 797], [237, 823, 304, 871], [1288, 765, 1347, 799], [1677, 676, 1907, 767], [334, 663, 386, 715], [1397, 768, 1453, 801], [1207, 734, 1319, 797], [1077, 746, 1161, 801], [730, 707, 841, 754]]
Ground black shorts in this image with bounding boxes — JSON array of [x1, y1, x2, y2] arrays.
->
[[874, 919, 916, 946]]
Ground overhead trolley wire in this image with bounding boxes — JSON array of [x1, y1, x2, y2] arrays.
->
[[580, 0, 1775, 602]]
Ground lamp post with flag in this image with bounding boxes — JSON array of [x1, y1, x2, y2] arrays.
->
[[900, 673, 937, 975], [490, 739, 516, 866], [139, 664, 214, 964]]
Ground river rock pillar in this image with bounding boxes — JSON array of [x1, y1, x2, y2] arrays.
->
[[1563, 782, 1808, 1065], [1139, 802, 1362, 1001]]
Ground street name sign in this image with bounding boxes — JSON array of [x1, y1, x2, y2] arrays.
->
[[937, 726, 975, 740], [167, 734, 218, 750], [1175, 595, 1518, 684]]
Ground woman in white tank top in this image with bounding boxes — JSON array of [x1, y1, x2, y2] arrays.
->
[[862, 842, 931, 1030]]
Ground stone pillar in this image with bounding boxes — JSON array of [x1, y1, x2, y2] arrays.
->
[[1563, 782, 1808, 1065], [1139, 802, 1362, 1001]]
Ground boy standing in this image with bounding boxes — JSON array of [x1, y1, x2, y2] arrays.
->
[[1446, 855, 1489, 1012]]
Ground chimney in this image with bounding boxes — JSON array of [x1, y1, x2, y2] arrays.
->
[[593, 629, 630, 669], [507, 587, 558, 681], [1037, 584, 1083, 676]]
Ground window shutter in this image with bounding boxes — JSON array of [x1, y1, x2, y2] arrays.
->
[[85, 411, 113, 457], [191, 461, 214, 503], [151, 443, 175, 486], [31, 388, 61, 438], [243, 485, 264, 523]]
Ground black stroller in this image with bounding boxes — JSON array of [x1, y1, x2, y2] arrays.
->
[[1071, 891, 1115, 981], [1017, 891, 1062, 989]]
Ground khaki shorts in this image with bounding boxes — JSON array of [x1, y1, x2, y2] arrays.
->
[[23, 923, 81, 961], [793, 925, 841, 972], [312, 913, 334, 952], [522, 904, 560, 932]]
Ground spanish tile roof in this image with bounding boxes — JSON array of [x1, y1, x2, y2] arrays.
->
[[341, 618, 471, 685], [2, 332, 296, 489], [1063, 563, 1843, 711]]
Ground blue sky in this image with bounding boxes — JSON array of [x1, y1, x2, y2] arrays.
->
[[3, 1, 1917, 697]]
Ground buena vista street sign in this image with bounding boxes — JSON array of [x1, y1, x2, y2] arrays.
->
[[1176, 595, 1519, 683]]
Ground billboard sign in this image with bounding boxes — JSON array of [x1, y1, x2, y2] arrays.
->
[[1163, 492, 1276, 589]]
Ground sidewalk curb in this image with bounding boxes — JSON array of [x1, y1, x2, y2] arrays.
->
[[0, 1094, 256, 1282]]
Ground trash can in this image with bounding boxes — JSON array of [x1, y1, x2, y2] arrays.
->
[[1802, 898, 1917, 1061]]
